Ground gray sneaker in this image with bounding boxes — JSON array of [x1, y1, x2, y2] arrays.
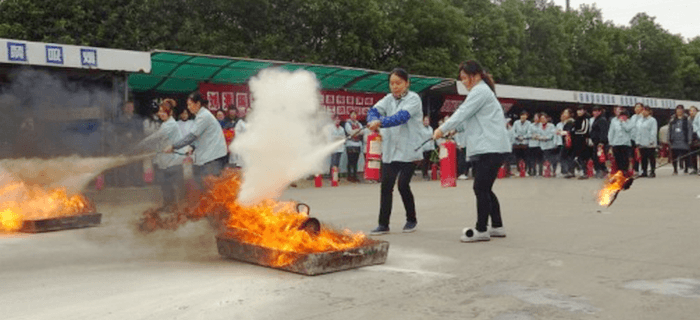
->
[[402, 221, 417, 233], [369, 225, 390, 235]]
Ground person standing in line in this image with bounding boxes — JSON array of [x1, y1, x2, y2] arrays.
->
[[693, 106, 700, 176], [456, 125, 470, 180], [528, 113, 543, 177], [433, 60, 511, 242], [512, 111, 530, 175], [572, 107, 592, 179], [557, 108, 576, 178], [589, 106, 609, 178], [668, 105, 693, 175], [329, 115, 346, 177], [419, 116, 435, 180], [163, 91, 228, 186], [608, 107, 636, 177], [637, 106, 658, 178], [630, 103, 644, 174], [178, 109, 194, 137], [551, 114, 563, 177], [687, 106, 699, 174], [537, 112, 557, 176], [344, 111, 364, 182], [367, 68, 423, 235]]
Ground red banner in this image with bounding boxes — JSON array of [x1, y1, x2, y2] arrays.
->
[[198, 82, 384, 121]]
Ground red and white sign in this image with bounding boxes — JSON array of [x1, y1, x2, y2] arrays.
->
[[222, 92, 234, 110], [207, 91, 221, 111]]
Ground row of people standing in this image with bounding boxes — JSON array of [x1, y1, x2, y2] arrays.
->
[[328, 111, 365, 182]]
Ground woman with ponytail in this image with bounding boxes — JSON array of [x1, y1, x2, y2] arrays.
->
[[433, 60, 511, 242]]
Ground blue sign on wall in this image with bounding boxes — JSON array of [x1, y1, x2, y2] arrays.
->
[[80, 48, 98, 67], [46, 45, 64, 64], [8, 42, 27, 62]]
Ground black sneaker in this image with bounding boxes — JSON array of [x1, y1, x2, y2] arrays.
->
[[369, 225, 390, 235], [402, 221, 417, 233], [639, 173, 648, 178]]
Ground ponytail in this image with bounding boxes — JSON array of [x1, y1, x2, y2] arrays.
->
[[458, 60, 496, 94]]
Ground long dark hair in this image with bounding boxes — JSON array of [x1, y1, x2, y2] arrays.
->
[[458, 60, 496, 93]]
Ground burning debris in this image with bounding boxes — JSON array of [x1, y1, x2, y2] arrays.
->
[[597, 171, 634, 207], [0, 181, 97, 233], [138, 169, 385, 273]]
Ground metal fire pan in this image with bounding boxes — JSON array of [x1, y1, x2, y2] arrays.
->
[[20, 213, 102, 233], [216, 233, 389, 276]]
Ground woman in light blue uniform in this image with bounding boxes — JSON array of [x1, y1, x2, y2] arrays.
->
[[367, 68, 423, 235], [165, 92, 228, 186], [637, 105, 658, 177], [434, 60, 511, 242]]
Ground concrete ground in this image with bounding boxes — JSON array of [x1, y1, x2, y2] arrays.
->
[[1, 166, 699, 320]]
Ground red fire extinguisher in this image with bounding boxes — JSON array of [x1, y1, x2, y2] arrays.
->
[[314, 174, 323, 188], [518, 160, 527, 177], [497, 164, 507, 179], [364, 132, 382, 181], [440, 139, 457, 187], [543, 160, 552, 178], [331, 166, 339, 187], [431, 163, 438, 181], [597, 144, 606, 163], [587, 159, 595, 177]]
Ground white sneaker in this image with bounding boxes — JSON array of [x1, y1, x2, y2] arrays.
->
[[489, 226, 506, 238], [458, 174, 468, 180], [460, 228, 490, 242]]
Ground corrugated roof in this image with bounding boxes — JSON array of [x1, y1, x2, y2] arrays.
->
[[128, 50, 452, 94]]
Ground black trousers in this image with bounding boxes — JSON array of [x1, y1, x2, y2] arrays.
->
[[194, 156, 226, 187], [612, 146, 631, 175], [559, 146, 575, 175], [421, 151, 432, 177], [471, 153, 505, 232], [671, 148, 689, 173], [346, 147, 361, 179], [379, 162, 416, 227], [640, 147, 656, 174]]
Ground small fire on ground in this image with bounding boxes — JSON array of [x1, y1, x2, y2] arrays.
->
[[597, 171, 633, 207], [0, 182, 94, 232], [139, 169, 369, 267]]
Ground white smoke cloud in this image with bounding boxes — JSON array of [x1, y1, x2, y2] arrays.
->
[[231, 68, 345, 205]]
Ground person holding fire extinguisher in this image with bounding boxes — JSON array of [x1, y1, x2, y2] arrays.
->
[[433, 60, 511, 243], [366, 68, 423, 235], [589, 106, 609, 178], [608, 106, 636, 177], [163, 91, 228, 186], [637, 105, 658, 178]]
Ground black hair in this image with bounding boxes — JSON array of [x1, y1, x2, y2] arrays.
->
[[592, 105, 603, 112], [458, 60, 496, 93], [188, 91, 208, 105], [676, 104, 685, 110], [520, 110, 529, 116], [388, 68, 409, 83]]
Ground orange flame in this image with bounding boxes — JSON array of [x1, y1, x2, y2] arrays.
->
[[0, 182, 94, 232], [140, 169, 368, 267], [597, 171, 628, 206]]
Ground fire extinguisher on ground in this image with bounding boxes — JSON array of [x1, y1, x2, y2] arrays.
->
[[440, 139, 457, 187], [364, 132, 382, 181], [331, 166, 339, 187]]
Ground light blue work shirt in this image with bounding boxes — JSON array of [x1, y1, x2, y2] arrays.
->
[[368, 91, 424, 163], [419, 125, 435, 152], [636, 116, 658, 148], [536, 122, 557, 150], [191, 107, 228, 165], [608, 117, 635, 147], [528, 121, 540, 148], [512, 120, 531, 146], [630, 113, 643, 142], [439, 81, 512, 158], [152, 118, 186, 169]]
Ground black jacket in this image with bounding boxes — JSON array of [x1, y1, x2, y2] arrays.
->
[[590, 116, 609, 145]]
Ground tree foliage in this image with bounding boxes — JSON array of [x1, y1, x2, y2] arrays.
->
[[1, 0, 698, 99]]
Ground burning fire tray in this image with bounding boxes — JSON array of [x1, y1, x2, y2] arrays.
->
[[216, 234, 389, 276], [20, 213, 102, 233]]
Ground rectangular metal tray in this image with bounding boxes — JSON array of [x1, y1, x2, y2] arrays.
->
[[216, 234, 389, 276], [20, 213, 102, 233]]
